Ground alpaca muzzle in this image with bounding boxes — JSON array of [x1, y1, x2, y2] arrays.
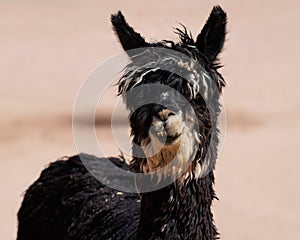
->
[[150, 108, 183, 146]]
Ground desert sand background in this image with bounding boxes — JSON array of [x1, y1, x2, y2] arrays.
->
[[1, 0, 300, 239]]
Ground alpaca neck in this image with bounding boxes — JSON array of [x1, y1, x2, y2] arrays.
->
[[136, 171, 218, 240]]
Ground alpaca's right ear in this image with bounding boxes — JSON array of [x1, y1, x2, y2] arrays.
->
[[111, 11, 149, 51]]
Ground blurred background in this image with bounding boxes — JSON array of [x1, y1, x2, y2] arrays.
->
[[1, 0, 299, 239]]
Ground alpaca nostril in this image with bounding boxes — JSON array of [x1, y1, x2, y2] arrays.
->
[[167, 112, 175, 117], [157, 109, 176, 121]]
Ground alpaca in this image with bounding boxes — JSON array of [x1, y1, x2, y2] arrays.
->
[[17, 6, 227, 240]]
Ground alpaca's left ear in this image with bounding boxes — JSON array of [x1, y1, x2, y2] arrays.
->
[[195, 6, 227, 62], [111, 11, 149, 51]]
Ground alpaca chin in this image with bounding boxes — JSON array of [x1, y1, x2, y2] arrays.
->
[[141, 138, 180, 173]]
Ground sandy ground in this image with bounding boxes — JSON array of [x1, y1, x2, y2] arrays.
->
[[1, 0, 300, 239]]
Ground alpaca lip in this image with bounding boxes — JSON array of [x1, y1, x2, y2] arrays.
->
[[156, 132, 181, 144], [166, 135, 180, 144]]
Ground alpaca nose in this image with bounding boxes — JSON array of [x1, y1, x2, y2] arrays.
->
[[157, 109, 176, 121]]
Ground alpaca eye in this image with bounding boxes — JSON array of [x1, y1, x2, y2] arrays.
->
[[194, 94, 201, 101]]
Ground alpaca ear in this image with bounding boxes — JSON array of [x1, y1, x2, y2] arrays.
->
[[195, 6, 227, 62], [111, 11, 149, 51]]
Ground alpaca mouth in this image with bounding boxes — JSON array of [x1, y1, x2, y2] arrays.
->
[[156, 132, 181, 144]]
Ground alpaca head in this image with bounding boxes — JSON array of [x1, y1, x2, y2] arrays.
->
[[111, 6, 227, 184]]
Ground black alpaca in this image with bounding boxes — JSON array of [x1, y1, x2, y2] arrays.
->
[[17, 6, 227, 240]]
